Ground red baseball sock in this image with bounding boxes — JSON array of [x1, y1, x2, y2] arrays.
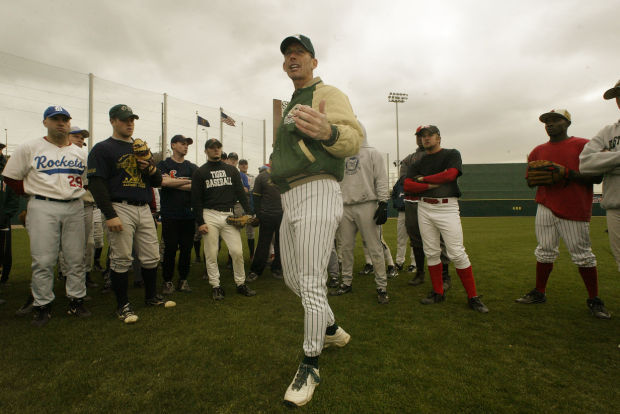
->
[[456, 266, 477, 298], [535, 262, 553, 293], [578, 266, 599, 299], [428, 263, 444, 295]]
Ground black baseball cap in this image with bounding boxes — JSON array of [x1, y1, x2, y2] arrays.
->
[[280, 34, 315, 57], [415, 125, 440, 136], [205, 138, 222, 149], [171, 134, 193, 145], [227, 152, 239, 160], [109, 104, 139, 120]]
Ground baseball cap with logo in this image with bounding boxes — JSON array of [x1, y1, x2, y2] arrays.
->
[[69, 126, 90, 138], [171, 134, 193, 145], [109, 104, 139, 120], [603, 79, 620, 100], [43, 105, 71, 120], [280, 34, 315, 57], [415, 125, 440, 136], [205, 138, 222, 149], [539, 109, 571, 124]]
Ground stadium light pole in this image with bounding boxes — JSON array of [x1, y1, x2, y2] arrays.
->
[[388, 92, 408, 171]]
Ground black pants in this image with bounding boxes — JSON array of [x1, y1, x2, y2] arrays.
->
[[250, 213, 282, 275], [0, 224, 12, 283], [405, 202, 450, 279], [161, 218, 195, 282]]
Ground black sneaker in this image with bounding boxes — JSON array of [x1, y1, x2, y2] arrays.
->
[[587, 297, 611, 319], [407, 264, 416, 273], [145, 294, 176, 307], [177, 279, 192, 293], [326, 274, 340, 288], [468, 296, 489, 313], [387, 265, 398, 279], [515, 289, 546, 304], [67, 298, 92, 317], [32, 305, 51, 327], [272, 270, 284, 280], [420, 291, 445, 305], [15, 294, 34, 316], [377, 289, 390, 304], [212, 286, 225, 300], [408, 272, 425, 286], [358, 264, 373, 275], [395, 263, 404, 271], [117, 303, 138, 324], [246, 272, 259, 282], [236, 284, 256, 297], [330, 284, 352, 296]]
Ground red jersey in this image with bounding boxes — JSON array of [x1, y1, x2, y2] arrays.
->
[[528, 137, 593, 221]]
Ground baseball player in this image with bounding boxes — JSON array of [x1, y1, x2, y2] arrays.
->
[[238, 158, 256, 259], [0, 143, 18, 288], [391, 175, 416, 272], [580, 80, 620, 274], [271, 34, 362, 407], [404, 125, 488, 313], [2, 105, 90, 326], [246, 156, 283, 281], [331, 124, 390, 304], [88, 104, 173, 324], [158, 134, 198, 294], [190, 138, 255, 300], [401, 132, 452, 289], [517, 109, 609, 319], [63, 126, 98, 289]]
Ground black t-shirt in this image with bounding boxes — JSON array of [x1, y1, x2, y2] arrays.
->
[[406, 148, 463, 198], [191, 160, 250, 225], [252, 170, 282, 216], [88, 137, 159, 203], [158, 157, 198, 220]]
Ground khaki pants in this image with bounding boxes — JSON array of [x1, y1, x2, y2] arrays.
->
[[108, 202, 160, 273]]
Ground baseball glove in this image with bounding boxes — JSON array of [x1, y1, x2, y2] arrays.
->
[[226, 215, 252, 228], [526, 160, 567, 187], [132, 139, 156, 175]]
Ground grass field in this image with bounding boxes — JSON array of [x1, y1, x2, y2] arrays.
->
[[0, 217, 618, 413]]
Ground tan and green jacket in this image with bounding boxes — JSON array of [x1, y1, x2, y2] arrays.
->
[[271, 77, 363, 193]]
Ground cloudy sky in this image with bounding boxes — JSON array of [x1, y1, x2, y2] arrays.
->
[[1, 0, 618, 173]]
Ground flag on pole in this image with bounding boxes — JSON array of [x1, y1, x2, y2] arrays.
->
[[220, 110, 236, 127], [197, 115, 210, 127]]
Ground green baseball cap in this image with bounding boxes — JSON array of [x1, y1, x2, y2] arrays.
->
[[109, 104, 139, 120], [280, 34, 315, 57]]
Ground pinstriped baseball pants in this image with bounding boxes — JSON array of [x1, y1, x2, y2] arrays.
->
[[280, 179, 343, 357], [534, 204, 597, 267]]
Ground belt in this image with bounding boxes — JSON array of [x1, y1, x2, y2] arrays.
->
[[412, 197, 449, 204], [112, 199, 148, 206], [211, 207, 234, 213], [34, 195, 76, 203]]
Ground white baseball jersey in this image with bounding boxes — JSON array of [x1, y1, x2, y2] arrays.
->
[[2, 137, 87, 200]]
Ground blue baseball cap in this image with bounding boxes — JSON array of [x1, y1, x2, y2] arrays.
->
[[43, 105, 71, 120]]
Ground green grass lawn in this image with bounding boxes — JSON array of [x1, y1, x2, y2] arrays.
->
[[0, 217, 618, 413]]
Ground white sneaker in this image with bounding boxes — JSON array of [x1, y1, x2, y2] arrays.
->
[[283, 363, 320, 407], [323, 326, 351, 349]]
